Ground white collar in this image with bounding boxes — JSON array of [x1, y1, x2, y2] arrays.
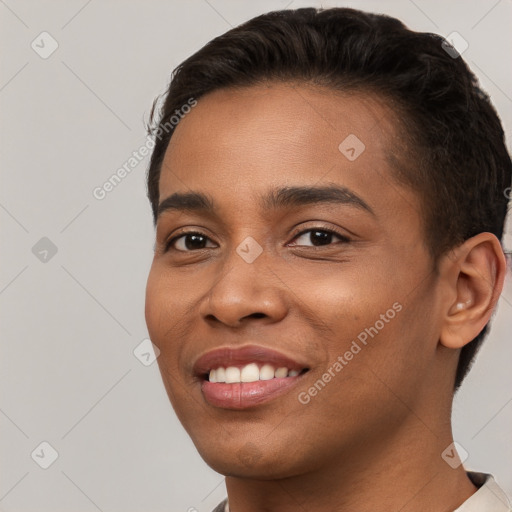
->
[[453, 472, 511, 511]]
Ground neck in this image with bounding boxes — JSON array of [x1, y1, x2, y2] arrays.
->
[[224, 418, 477, 512]]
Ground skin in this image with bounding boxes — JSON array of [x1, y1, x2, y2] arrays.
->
[[145, 82, 506, 512]]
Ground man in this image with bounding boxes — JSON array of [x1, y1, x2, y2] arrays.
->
[[144, 7, 511, 511]]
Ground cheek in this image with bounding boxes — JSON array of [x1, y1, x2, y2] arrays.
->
[[144, 267, 166, 339], [329, 284, 440, 411], [145, 267, 193, 413], [298, 265, 425, 388], [145, 264, 206, 388], [144, 265, 185, 362], [145, 262, 189, 325], [294, 264, 399, 340]]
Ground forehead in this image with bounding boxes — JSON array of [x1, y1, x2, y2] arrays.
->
[[158, 82, 407, 215]]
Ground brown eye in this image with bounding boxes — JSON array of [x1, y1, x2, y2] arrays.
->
[[289, 228, 351, 247], [166, 232, 216, 252]]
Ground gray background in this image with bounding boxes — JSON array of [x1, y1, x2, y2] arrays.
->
[[1, 1, 511, 511]]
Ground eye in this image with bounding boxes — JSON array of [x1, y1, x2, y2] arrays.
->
[[165, 231, 216, 252], [288, 227, 351, 247], [164, 226, 351, 253]]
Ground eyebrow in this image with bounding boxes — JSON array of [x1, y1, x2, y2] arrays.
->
[[157, 184, 374, 219]]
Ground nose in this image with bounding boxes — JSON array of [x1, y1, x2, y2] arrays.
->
[[199, 251, 288, 328]]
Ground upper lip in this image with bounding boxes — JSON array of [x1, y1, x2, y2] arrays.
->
[[193, 344, 309, 378]]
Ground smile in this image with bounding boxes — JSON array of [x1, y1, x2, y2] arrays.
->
[[207, 363, 307, 383], [193, 345, 310, 409]]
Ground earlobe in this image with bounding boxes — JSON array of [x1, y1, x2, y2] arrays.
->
[[439, 233, 506, 350]]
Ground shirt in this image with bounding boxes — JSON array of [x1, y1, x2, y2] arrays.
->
[[211, 472, 512, 512]]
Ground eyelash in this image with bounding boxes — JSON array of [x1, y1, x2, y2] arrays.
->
[[163, 226, 351, 253]]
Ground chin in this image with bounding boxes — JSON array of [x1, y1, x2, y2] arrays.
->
[[197, 441, 310, 480]]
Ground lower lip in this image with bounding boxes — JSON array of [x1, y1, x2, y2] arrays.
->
[[201, 374, 305, 410]]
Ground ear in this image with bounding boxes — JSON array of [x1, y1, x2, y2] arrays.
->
[[439, 232, 507, 349]]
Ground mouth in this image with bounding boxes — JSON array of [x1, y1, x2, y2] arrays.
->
[[193, 345, 310, 409], [204, 363, 309, 383]]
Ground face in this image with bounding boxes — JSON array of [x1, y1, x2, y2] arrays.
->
[[145, 83, 449, 478]]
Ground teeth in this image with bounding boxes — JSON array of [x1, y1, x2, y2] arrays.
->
[[216, 367, 226, 382], [259, 364, 275, 381], [208, 363, 302, 383], [241, 363, 260, 383], [225, 367, 241, 383], [274, 367, 288, 378]]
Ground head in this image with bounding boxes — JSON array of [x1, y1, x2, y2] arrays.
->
[[144, 7, 510, 477]]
